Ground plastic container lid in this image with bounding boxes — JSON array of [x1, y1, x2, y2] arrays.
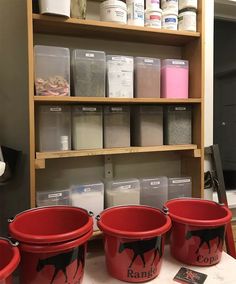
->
[[179, 7, 197, 14], [100, 0, 127, 10], [162, 59, 189, 68]]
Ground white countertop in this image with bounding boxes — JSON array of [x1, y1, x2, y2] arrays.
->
[[83, 245, 236, 284]]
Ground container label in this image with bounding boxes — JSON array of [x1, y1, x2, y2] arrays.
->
[[172, 179, 191, 184], [150, 15, 161, 20], [48, 192, 63, 198], [172, 60, 186, 65], [144, 59, 154, 64], [120, 184, 132, 190], [111, 107, 123, 112], [165, 18, 177, 23], [82, 107, 97, 112], [50, 107, 62, 112], [174, 107, 187, 111], [85, 53, 95, 58], [150, 181, 161, 186]]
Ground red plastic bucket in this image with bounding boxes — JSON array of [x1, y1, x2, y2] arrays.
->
[[8, 206, 93, 284], [97, 205, 171, 283], [165, 198, 232, 266], [0, 238, 20, 284]]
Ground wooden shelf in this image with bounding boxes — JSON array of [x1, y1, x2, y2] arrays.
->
[[34, 96, 202, 104], [35, 145, 201, 169], [32, 14, 200, 46]]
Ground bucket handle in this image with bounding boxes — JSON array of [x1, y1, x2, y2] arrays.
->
[[0, 237, 19, 247], [8, 206, 94, 223]]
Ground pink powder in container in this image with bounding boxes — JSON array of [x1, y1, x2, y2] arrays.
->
[[161, 59, 189, 99]]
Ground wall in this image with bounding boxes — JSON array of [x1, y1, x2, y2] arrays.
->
[[0, 0, 30, 235]]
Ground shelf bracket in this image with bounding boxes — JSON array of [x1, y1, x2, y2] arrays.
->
[[104, 155, 113, 180]]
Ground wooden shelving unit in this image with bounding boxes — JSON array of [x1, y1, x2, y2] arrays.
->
[[27, 1, 205, 214]]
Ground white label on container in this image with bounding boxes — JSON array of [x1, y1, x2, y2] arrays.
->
[[111, 107, 123, 112], [50, 107, 62, 112], [151, 181, 161, 185], [172, 179, 191, 184], [120, 184, 132, 190], [84, 187, 91, 192], [82, 107, 97, 112], [85, 53, 95, 58], [48, 193, 63, 198], [144, 59, 154, 63], [60, 136, 69, 151], [175, 107, 187, 111], [172, 60, 186, 65]]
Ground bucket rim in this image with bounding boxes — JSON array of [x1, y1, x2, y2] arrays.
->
[[8, 206, 93, 244], [97, 205, 172, 239], [165, 198, 232, 227], [0, 238, 20, 281]]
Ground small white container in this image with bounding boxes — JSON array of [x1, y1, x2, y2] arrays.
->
[[100, 0, 127, 24], [162, 10, 178, 30], [127, 0, 144, 26], [145, 8, 162, 28], [39, 0, 70, 17], [178, 8, 197, 32], [179, 0, 197, 10], [161, 0, 178, 13], [146, 0, 160, 10]]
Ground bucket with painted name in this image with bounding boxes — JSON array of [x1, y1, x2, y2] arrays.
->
[[164, 198, 232, 266], [0, 238, 20, 284], [97, 205, 171, 282], [8, 206, 93, 284]]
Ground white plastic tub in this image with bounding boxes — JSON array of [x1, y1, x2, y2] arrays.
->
[[179, 0, 197, 10], [127, 0, 144, 26], [178, 8, 197, 32], [162, 10, 178, 30], [145, 8, 162, 28], [100, 0, 127, 24], [39, 0, 70, 17]]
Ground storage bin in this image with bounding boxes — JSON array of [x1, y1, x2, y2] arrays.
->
[[36, 189, 71, 207], [34, 45, 70, 96], [140, 177, 168, 209], [135, 57, 161, 98], [161, 59, 189, 99], [133, 105, 163, 146], [164, 105, 192, 145], [107, 55, 134, 98], [39, 0, 70, 17], [36, 105, 71, 151], [105, 179, 140, 208], [168, 177, 192, 199], [72, 49, 106, 97], [71, 182, 104, 231], [104, 106, 130, 148], [72, 105, 103, 150]]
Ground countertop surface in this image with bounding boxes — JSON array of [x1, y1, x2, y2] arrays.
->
[[83, 245, 236, 284]]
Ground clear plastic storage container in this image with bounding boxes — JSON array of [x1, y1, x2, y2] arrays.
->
[[71, 182, 104, 231], [164, 105, 192, 145], [104, 106, 130, 148], [36, 105, 71, 151], [168, 177, 192, 199], [72, 105, 103, 150], [36, 189, 71, 207], [34, 45, 70, 96], [107, 55, 134, 98], [133, 106, 163, 146], [161, 59, 189, 99], [140, 177, 168, 209], [72, 49, 106, 97], [135, 57, 161, 98], [105, 179, 140, 208]]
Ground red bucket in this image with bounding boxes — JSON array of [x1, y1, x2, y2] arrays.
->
[[8, 206, 93, 284], [97, 205, 171, 283], [165, 198, 232, 266], [0, 238, 20, 284]]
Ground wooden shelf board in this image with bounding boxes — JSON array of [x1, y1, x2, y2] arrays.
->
[[34, 96, 202, 104], [32, 14, 200, 46]]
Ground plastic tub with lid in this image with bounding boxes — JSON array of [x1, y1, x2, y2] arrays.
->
[[100, 0, 127, 24], [39, 0, 70, 17]]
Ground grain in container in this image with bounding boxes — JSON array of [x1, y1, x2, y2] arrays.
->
[[132, 105, 163, 146], [72, 49, 106, 97], [135, 57, 161, 98], [140, 177, 168, 209], [127, 0, 144, 26], [72, 105, 103, 150], [36, 105, 71, 151], [162, 10, 178, 30], [71, 0, 87, 19], [145, 8, 162, 28], [36, 189, 71, 207], [146, 0, 160, 9], [161, 0, 178, 13], [39, 0, 70, 17], [107, 55, 134, 98], [179, 0, 198, 10], [71, 182, 104, 231], [178, 7, 197, 32], [164, 105, 192, 145], [168, 177, 192, 200], [161, 59, 189, 98], [104, 106, 130, 148], [100, 0, 127, 24], [105, 179, 140, 208], [34, 45, 70, 96]]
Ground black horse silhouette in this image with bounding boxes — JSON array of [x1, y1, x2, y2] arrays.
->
[[186, 226, 225, 254], [119, 237, 162, 268], [36, 245, 85, 284]]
